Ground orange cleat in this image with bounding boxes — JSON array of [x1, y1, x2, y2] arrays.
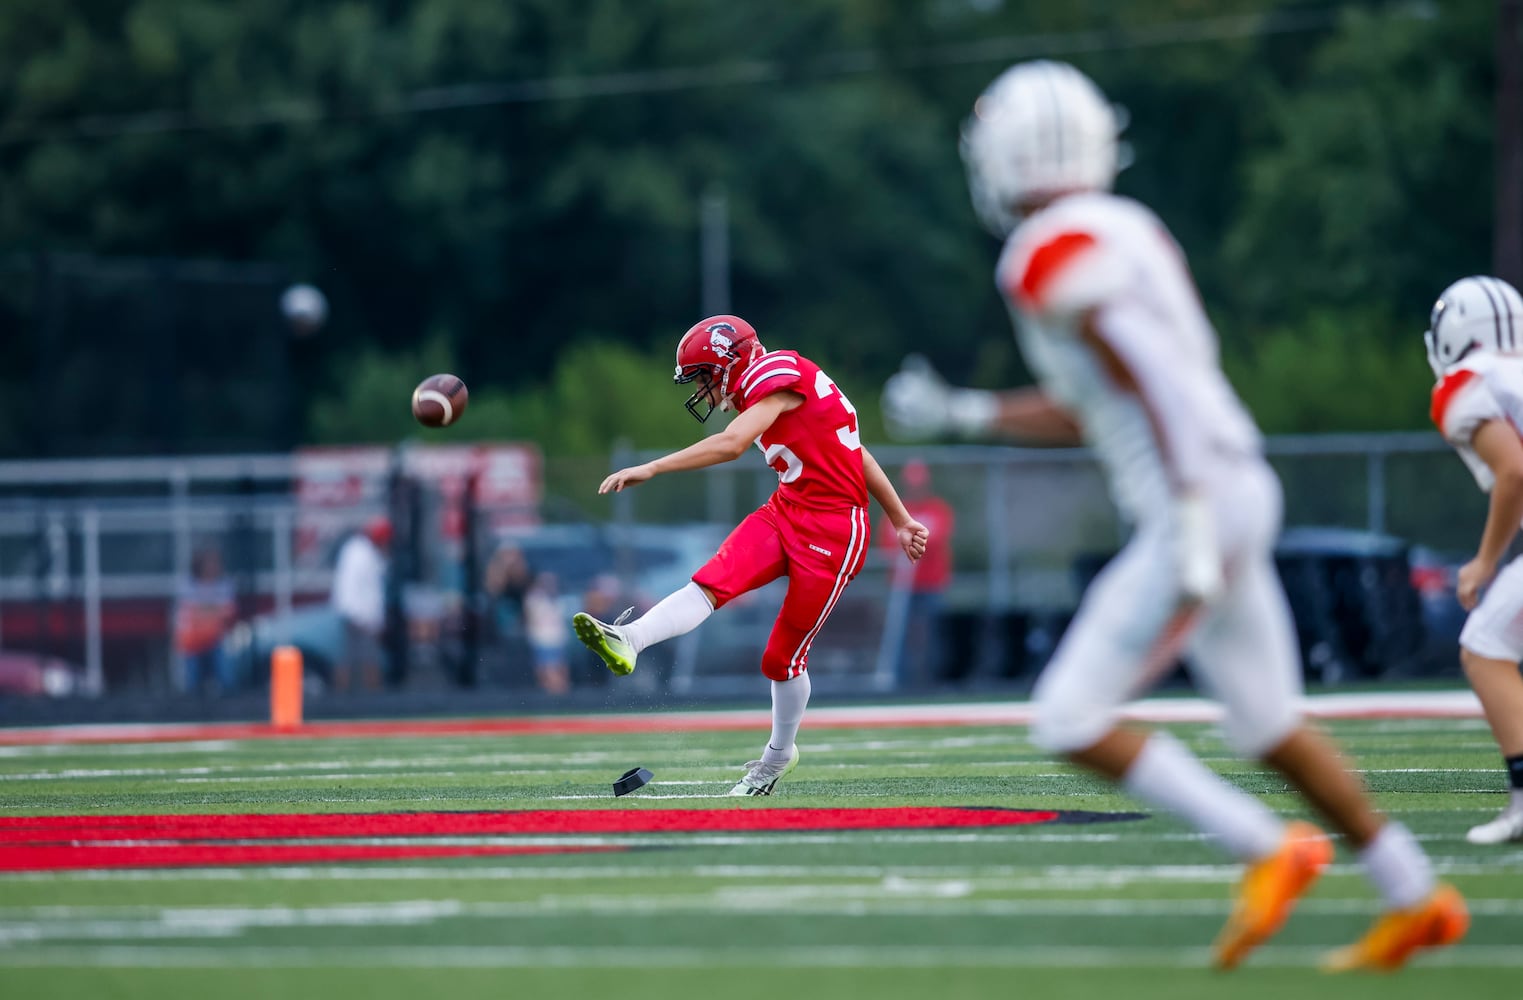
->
[[1214, 821, 1334, 969], [1322, 883, 1469, 973]]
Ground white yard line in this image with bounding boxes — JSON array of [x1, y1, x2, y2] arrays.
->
[[3, 853, 1517, 883], [0, 942, 1518, 970], [0, 895, 1519, 947]]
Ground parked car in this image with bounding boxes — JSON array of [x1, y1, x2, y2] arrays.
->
[[1272, 527, 1427, 683], [0, 650, 80, 697], [490, 522, 730, 606], [221, 603, 350, 693], [482, 521, 765, 688], [1408, 544, 1466, 676]]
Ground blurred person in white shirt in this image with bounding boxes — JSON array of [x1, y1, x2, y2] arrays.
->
[[331, 516, 391, 691], [882, 60, 1464, 972]]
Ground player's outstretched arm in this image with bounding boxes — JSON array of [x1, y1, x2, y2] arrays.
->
[[597, 393, 800, 494], [881, 355, 1080, 444], [862, 447, 928, 563], [1459, 419, 1523, 608]]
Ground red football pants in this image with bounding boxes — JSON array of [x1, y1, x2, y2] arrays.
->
[[692, 498, 870, 680]]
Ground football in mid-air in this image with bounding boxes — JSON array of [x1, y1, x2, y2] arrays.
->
[[411, 374, 469, 428]]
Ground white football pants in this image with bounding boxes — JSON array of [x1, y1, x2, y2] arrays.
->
[[1031, 459, 1303, 758], [1460, 554, 1523, 662]]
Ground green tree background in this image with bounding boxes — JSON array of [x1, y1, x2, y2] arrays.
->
[[0, 0, 1503, 456]]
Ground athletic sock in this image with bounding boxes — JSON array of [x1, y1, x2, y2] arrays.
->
[[762, 672, 812, 765], [1120, 731, 1284, 861], [1359, 821, 1436, 910], [1506, 754, 1523, 812], [620, 582, 713, 654]]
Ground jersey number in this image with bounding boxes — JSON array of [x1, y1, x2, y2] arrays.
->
[[762, 371, 860, 482]]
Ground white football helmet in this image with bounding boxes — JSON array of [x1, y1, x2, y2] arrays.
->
[[961, 60, 1124, 236], [1424, 276, 1523, 379]]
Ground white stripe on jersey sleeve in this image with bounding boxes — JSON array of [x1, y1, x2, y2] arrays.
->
[[740, 353, 802, 395]]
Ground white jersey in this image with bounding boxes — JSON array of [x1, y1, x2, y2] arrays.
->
[[1430, 353, 1523, 492], [996, 192, 1261, 521], [1432, 354, 1523, 662], [331, 534, 387, 632]]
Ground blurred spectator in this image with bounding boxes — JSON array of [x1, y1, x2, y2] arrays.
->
[[174, 544, 238, 695], [877, 458, 956, 688], [573, 573, 652, 686], [523, 571, 571, 694], [331, 516, 391, 692], [582, 572, 648, 626], [483, 542, 533, 645]]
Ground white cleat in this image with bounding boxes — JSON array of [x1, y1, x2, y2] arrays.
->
[[728, 745, 800, 796], [1466, 807, 1523, 845]]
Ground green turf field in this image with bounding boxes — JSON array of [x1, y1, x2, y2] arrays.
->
[[0, 713, 1517, 999]]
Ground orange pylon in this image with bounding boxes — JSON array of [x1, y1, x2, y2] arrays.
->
[[270, 645, 304, 730]]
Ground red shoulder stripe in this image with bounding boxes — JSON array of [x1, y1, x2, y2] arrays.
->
[[1015, 231, 1098, 307], [1430, 368, 1477, 431]]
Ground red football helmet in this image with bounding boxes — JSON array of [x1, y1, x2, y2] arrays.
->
[[673, 315, 760, 422]]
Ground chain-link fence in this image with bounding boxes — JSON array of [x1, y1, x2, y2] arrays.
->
[[0, 432, 1482, 701]]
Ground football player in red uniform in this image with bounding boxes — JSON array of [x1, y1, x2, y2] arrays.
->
[[573, 315, 929, 795]]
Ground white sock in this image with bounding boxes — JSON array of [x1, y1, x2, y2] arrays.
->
[[1121, 731, 1284, 861], [762, 671, 812, 765], [621, 582, 713, 654], [1359, 822, 1435, 910]]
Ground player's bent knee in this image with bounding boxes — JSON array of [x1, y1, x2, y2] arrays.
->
[[760, 654, 794, 682], [1030, 689, 1112, 755], [1461, 646, 1517, 684], [1225, 710, 1300, 760]]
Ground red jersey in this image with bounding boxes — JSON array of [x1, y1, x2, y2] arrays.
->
[[735, 350, 868, 511]]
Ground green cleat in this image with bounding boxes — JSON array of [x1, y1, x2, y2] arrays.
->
[[572, 608, 637, 677]]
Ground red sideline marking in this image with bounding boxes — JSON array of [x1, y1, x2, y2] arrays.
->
[[0, 692, 1483, 746], [0, 843, 621, 872], [0, 717, 773, 746], [0, 807, 1057, 844]]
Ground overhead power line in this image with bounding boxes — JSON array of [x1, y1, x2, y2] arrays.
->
[[0, 4, 1436, 146]]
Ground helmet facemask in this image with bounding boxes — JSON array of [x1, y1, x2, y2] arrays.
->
[[673, 316, 758, 421], [675, 363, 730, 423]]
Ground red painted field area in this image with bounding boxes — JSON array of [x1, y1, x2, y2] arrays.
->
[[0, 693, 1466, 873], [0, 806, 1100, 872]]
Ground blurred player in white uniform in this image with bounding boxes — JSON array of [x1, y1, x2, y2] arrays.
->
[[882, 60, 1466, 971], [1425, 275, 1523, 845]]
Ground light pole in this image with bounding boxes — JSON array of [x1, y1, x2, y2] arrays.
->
[[699, 183, 731, 316], [1497, 0, 1522, 286]]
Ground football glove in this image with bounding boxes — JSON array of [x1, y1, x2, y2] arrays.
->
[[881, 355, 998, 441], [1174, 491, 1223, 604]]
